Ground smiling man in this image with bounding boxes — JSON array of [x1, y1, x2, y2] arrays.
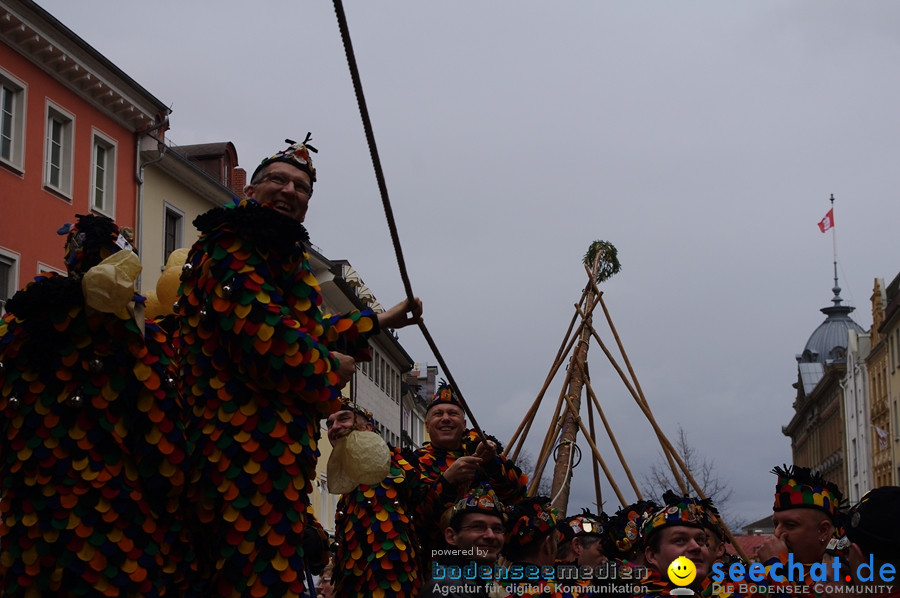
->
[[637, 493, 718, 597], [424, 483, 506, 598], [409, 381, 528, 570], [177, 136, 422, 598]]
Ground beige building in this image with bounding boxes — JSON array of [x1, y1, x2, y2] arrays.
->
[[136, 140, 244, 296], [877, 272, 900, 484], [868, 278, 893, 487]]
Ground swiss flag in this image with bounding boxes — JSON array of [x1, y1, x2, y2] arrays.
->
[[818, 209, 834, 233]]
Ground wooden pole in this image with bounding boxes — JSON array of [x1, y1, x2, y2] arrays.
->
[[548, 257, 602, 516]]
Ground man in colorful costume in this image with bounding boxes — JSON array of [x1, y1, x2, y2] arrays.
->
[[703, 465, 836, 598], [604, 500, 659, 567], [734, 466, 848, 598], [556, 508, 609, 568], [409, 381, 528, 563], [759, 465, 846, 567], [0, 214, 196, 596], [423, 483, 506, 598], [500, 496, 572, 597], [325, 398, 451, 597], [177, 136, 422, 597], [635, 491, 728, 598]]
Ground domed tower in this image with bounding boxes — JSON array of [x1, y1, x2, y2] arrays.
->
[[784, 276, 864, 496], [799, 283, 865, 366]]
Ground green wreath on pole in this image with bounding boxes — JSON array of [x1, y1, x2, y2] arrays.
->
[[584, 240, 621, 284]]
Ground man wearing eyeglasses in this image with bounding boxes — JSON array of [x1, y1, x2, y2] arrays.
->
[[424, 484, 506, 597], [178, 136, 422, 598]]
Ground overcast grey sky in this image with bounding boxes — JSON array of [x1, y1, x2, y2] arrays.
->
[[37, 0, 900, 524]]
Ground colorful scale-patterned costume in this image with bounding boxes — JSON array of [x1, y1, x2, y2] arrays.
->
[[410, 429, 528, 558], [332, 444, 453, 598], [0, 249, 195, 594], [412, 430, 528, 504], [500, 498, 577, 598], [177, 199, 378, 597]]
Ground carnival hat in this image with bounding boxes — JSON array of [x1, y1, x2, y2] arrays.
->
[[640, 491, 706, 542], [337, 396, 374, 426], [603, 499, 659, 558], [846, 486, 900, 564], [504, 496, 558, 551], [449, 482, 506, 528], [57, 214, 134, 276], [699, 496, 727, 541], [657, 490, 727, 541], [772, 464, 843, 520], [427, 380, 463, 413], [251, 134, 317, 184], [557, 508, 607, 544]]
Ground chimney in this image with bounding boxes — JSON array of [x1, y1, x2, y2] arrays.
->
[[232, 167, 247, 199]]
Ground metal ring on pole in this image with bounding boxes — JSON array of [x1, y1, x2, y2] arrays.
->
[[552, 440, 582, 468]]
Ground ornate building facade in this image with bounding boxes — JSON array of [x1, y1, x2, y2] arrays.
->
[[868, 278, 893, 487], [876, 272, 900, 484], [783, 278, 864, 496]]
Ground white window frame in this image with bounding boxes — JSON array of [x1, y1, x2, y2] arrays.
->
[[37, 261, 65, 276], [44, 101, 75, 198], [0, 69, 26, 172], [0, 247, 20, 316], [91, 129, 117, 215], [163, 204, 185, 267]]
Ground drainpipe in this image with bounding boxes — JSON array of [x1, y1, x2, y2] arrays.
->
[[134, 114, 170, 263]]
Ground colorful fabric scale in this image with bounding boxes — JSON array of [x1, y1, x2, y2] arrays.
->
[[409, 429, 527, 562], [177, 199, 378, 597], [0, 274, 195, 597], [332, 445, 449, 598], [412, 430, 528, 504]]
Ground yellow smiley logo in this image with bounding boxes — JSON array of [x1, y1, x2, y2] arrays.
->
[[667, 556, 697, 587]]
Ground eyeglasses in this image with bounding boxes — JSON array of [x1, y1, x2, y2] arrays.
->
[[460, 523, 505, 535], [428, 408, 464, 420], [258, 172, 312, 197]]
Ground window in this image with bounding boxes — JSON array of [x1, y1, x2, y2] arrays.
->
[[37, 262, 64, 276], [0, 250, 18, 316], [164, 205, 184, 265], [44, 103, 74, 196], [895, 329, 900, 369], [91, 131, 117, 214], [0, 70, 26, 171]]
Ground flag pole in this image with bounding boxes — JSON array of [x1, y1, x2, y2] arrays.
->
[[829, 193, 838, 292]]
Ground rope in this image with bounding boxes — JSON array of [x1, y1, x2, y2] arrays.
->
[[551, 439, 576, 505], [332, 0, 488, 445]]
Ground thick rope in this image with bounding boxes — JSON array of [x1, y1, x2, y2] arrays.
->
[[332, 0, 488, 445]]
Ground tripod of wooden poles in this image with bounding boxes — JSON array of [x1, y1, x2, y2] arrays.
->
[[503, 242, 747, 560]]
